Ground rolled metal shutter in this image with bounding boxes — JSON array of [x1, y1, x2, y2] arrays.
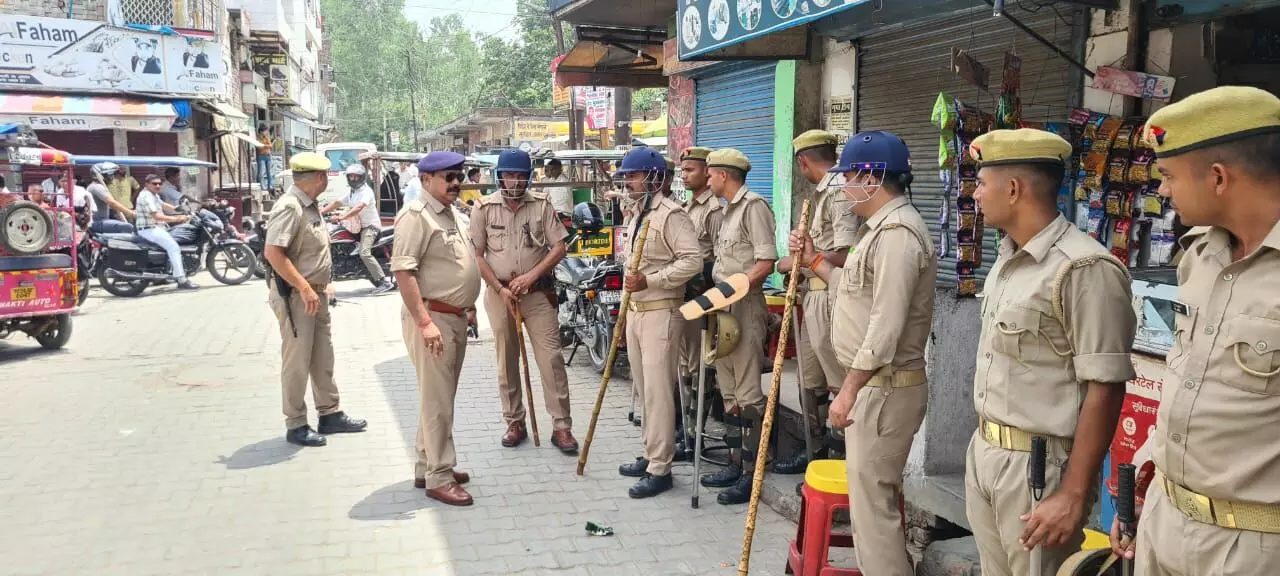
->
[[856, 6, 1082, 287], [694, 62, 777, 201]]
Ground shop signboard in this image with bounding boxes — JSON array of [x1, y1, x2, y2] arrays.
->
[[252, 53, 292, 104], [1105, 353, 1164, 510], [0, 14, 225, 95], [678, 0, 868, 59], [514, 120, 551, 142]]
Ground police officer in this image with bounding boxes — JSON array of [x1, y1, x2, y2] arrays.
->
[[696, 148, 778, 505], [391, 151, 481, 507], [610, 148, 702, 498], [963, 129, 1136, 576], [789, 130, 936, 576], [470, 149, 579, 453], [774, 129, 863, 475], [1109, 86, 1280, 574], [263, 152, 368, 447], [677, 146, 724, 456]]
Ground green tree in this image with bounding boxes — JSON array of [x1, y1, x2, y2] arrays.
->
[[476, 0, 559, 108]]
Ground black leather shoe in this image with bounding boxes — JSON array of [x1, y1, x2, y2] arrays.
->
[[772, 451, 810, 475], [317, 412, 368, 434], [286, 425, 326, 447], [700, 463, 742, 488], [619, 457, 649, 478], [628, 473, 673, 499], [673, 441, 694, 462], [717, 475, 754, 505]]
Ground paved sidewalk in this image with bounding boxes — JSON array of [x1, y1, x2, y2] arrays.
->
[[0, 276, 796, 576]]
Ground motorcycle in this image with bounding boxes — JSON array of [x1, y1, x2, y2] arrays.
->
[[94, 207, 257, 297], [245, 217, 268, 279], [554, 203, 627, 375], [326, 217, 394, 286]]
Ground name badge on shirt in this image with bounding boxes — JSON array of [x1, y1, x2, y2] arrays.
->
[[1170, 300, 1189, 316]]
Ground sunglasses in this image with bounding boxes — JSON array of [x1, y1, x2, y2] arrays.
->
[[441, 171, 464, 183], [147, 181, 163, 186]]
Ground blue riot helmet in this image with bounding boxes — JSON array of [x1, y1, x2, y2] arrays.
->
[[496, 149, 533, 198], [822, 130, 913, 205], [613, 147, 668, 198], [571, 201, 604, 233]]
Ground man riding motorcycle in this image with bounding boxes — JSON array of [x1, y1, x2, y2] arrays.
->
[[87, 162, 136, 234], [322, 163, 395, 295]]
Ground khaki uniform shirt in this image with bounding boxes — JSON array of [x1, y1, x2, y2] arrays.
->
[[830, 196, 937, 374], [265, 186, 332, 285], [974, 215, 1136, 438], [684, 188, 724, 263], [626, 194, 703, 302], [812, 188, 862, 253], [1151, 223, 1280, 503], [712, 185, 777, 284], [469, 191, 568, 282], [390, 192, 482, 310]]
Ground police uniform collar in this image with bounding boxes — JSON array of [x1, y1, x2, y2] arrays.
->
[[422, 191, 448, 214], [729, 184, 751, 205], [288, 186, 316, 208], [691, 188, 716, 206], [1181, 221, 1280, 254], [999, 214, 1072, 263], [865, 196, 911, 230]]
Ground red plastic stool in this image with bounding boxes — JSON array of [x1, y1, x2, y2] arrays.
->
[[785, 460, 906, 576]]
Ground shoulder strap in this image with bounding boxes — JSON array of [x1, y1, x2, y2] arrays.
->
[[1049, 254, 1129, 355]]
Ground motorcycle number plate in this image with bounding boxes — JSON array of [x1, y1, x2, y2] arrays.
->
[[11, 286, 35, 301], [599, 290, 622, 304]]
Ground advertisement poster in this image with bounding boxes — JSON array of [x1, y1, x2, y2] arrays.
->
[[823, 95, 852, 152], [668, 75, 695, 161], [252, 53, 291, 103], [0, 14, 224, 95], [1106, 354, 1164, 506], [679, 0, 868, 58], [1091, 66, 1176, 101], [574, 87, 614, 131]]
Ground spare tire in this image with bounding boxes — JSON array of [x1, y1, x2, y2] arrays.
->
[[0, 200, 55, 256]]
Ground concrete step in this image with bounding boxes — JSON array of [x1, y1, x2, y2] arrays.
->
[[918, 537, 982, 576]]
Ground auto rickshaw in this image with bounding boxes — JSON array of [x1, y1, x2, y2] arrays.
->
[[356, 151, 494, 225], [0, 124, 79, 350]]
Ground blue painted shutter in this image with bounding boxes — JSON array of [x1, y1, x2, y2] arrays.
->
[[693, 62, 777, 202]]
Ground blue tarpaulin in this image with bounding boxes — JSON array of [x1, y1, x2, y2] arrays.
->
[[71, 156, 216, 168]]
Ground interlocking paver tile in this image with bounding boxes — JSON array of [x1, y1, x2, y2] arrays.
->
[[0, 275, 794, 575]]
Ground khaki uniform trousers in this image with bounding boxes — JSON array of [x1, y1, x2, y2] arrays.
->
[[483, 286, 572, 430], [844, 381, 927, 576], [964, 431, 1092, 576], [681, 315, 702, 378], [1135, 480, 1280, 576], [269, 284, 341, 430], [626, 307, 684, 475], [714, 291, 768, 413], [799, 288, 841, 439], [402, 309, 468, 490]]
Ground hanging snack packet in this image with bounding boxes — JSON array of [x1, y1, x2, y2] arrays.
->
[[932, 92, 959, 130], [1127, 149, 1155, 184], [1114, 124, 1135, 151], [1109, 155, 1130, 184]]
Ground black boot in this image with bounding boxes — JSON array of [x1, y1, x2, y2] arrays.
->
[[318, 411, 368, 434], [717, 474, 754, 505], [772, 450, 811, 475], [618, 457, 649, 478], [628, 473, 673, 499], [286, 425, 326, 447], [700, 463, 742, 487]]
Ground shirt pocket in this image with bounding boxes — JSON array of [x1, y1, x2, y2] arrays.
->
[[1215, 315, 1280, 395], [1166, 304, 1198, 372], [486, 226, 508, 253], [990, 306, 1047, 369]]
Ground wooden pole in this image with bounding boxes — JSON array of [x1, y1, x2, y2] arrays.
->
[[576, 217, 651, 475], [514, 310, 540, 447], [738, 199, 812, 576]]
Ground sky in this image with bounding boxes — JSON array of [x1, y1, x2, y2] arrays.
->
[[402, 0, 522, 40]]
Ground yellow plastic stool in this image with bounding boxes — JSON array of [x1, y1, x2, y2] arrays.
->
[[804, 459, 849, 495]]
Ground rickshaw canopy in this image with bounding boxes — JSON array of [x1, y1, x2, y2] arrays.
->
[[70, 155, 217, 168]]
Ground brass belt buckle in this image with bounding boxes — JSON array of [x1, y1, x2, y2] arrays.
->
[[983, 420, 1002, 447], [1174, 484, 1216, 525]]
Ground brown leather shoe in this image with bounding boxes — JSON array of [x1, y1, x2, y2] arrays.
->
[[414, 471, 470, 489], [551, 429, 579, 454], [501, 421, 528, 448], [425, 482, 473, 506]]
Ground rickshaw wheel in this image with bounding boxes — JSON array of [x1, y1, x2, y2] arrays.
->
[[1, 200, 55, 256], [34, 314, 72, 350]]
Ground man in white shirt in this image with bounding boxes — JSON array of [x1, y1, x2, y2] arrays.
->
[[322, 163, 395, 294], [402, 171, 422, 205], [541, 159, 573, 214], [54, 174, 95, 219]]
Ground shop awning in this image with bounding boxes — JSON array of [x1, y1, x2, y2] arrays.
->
[[0, 93, 177, 132], [198, 100, 253, 133], [554, 26, 667, 89]]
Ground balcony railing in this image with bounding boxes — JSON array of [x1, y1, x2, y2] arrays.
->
[[121, 0, 223, 33]]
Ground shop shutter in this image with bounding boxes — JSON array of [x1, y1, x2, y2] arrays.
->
[[30, 130, 115, 187], [694, 62, 777, 201], [127, 131, 179, 156], [855, 6, 1082, 287]]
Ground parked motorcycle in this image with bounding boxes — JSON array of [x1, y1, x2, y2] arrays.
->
[[245, 217, 268, 279], [327, 218, 394, 286], [94, 207, 257, 297], [554, 203, 627, 375]]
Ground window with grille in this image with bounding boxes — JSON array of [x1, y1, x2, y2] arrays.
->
[[121, 0, 222, 32]]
